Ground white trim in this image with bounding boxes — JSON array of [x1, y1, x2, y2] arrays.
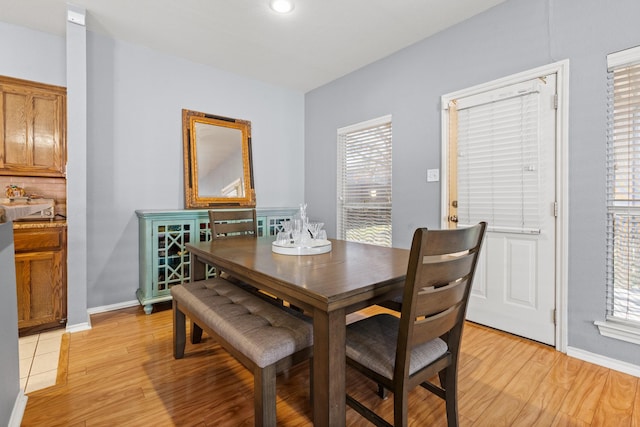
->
[[567, 346, 640, 378], [8, 391, 27, 427], [455, 79, 542, 110], [607, 44, 640, 69], [63, 299, 140, 334], [336, 114, 392, 134], [440, 59, 570, 353], [87, 299, 140, 315], [603, 45, 640, 340], [65, 321, 91, 334], [595, 319, 640, 346]]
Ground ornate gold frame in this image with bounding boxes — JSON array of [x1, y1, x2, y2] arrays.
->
[[182, 109, 255, 208]]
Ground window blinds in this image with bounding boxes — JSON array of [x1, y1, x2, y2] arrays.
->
[[337, 116, 392, 247], [454, 80, 543, 234], [606, 49, 640, 323]]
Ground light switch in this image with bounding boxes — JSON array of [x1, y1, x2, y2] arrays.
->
[[427, 168, 440, 182]]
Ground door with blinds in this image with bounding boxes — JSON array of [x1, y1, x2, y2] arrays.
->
[[446, 74, 557, 345]]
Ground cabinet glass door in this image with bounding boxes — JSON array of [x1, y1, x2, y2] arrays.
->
[[196, 217, 217, 278], [265, 215, 292, 237], [153, 221, 193, 295]]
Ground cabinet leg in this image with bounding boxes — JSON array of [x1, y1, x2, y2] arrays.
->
[[143, 304, 153, 315]]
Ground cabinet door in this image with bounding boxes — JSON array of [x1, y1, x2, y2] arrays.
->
[[265, 215, 293, 237], [0, 81, 66, 176], [15, 250, 66, 330], [195, 216, 217, 278], [152, 220, 195, 296]]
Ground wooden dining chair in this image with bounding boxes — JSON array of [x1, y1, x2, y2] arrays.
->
[[209, 208, 258, 240], [345, 222, 487, 427], [207, 208, 287, 307], [207, 209, 258, 286]]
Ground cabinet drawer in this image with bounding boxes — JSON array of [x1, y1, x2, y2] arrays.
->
[[14, 228, 64, 252]]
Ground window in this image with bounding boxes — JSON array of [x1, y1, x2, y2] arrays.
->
[[337, 115, 392, 247], [597, 45, 640, 344]]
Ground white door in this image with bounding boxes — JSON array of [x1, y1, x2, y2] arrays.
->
[[445, 74, 557, 345]]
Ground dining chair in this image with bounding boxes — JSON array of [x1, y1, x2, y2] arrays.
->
[[207, 208, 285, 309], [209, 208, 257, 240], [345, 222, 487, 427]]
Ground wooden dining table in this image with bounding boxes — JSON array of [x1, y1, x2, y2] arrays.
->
[[185, 237, 409, 426]]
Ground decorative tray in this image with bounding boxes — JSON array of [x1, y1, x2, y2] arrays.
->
[[272, 239, 332, 256]]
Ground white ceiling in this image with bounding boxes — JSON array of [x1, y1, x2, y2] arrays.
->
[[0, 0, 507, 92]]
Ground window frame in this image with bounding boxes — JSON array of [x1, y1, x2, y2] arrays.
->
[[337, 115, 392, 247], [595, 44, 640, 345]]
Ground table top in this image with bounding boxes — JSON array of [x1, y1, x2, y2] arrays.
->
[[186, 237, 410, 312]]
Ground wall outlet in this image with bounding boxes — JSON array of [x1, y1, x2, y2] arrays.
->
[[427, 168, 440, 182]]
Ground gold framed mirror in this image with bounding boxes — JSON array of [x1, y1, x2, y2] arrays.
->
[[182, 109, 255, 208]]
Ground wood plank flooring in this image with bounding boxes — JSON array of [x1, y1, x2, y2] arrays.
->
[[21, 303, 640, 426]]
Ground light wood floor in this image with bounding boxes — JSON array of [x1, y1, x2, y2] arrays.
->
[[21, 303, 640, 426]]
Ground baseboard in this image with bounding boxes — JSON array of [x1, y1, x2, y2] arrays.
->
[[65, 321, 91, 334], [567, 346, 640, 378], [8, 390, 27, 427], [65, 300, 140, 334], [87, 299, 140, 315]]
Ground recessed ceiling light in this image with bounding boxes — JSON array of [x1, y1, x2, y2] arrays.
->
[[269, 0, 294, 14]]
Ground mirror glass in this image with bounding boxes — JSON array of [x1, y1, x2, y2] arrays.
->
[[182, 109, 255, 208]]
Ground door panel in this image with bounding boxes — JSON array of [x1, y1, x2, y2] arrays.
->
[[469, 230, 555, 344], [447, 73, 557, 345], [15, 251, 65, 327]]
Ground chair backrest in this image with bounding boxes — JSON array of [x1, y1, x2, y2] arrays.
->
[[209, 209, 257, 240], [395, 222, 486, 383]]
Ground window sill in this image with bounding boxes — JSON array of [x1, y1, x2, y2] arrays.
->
[[595, 319, 640, 345]]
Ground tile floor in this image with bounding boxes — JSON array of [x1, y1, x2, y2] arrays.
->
[[18, 328, 65, 393]]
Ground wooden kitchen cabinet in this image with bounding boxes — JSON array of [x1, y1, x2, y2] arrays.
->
[[0, 76, 66, 177], [13, 223, 67, 335]]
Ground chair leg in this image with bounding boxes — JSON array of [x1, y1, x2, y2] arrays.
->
[[377, 383, 389, 399], [190, 321, 203, 344], [443, 367, 459, 427], [393, 389, 409, 427], [173, 300, 186, 359], [254, 364, 277, 427]]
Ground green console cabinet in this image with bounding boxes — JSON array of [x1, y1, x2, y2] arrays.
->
[[135, 208, 295, 314]]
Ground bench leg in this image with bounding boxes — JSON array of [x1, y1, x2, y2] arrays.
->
[[191, 321, 203, 344], [173, 300, 186, 359], [254, 364, 277, 427], [309, 358, 314, 412]]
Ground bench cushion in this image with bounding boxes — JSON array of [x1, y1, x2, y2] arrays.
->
[[171, 279, 312, 368]]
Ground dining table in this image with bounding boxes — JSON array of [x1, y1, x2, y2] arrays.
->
[[185, 236, 409, 426]]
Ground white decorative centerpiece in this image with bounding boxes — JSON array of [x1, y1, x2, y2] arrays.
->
[[272, 203, 331, 255]]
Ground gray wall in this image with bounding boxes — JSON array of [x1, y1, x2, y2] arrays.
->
[[66, 9, 90, 330], [84, 32, 304, 307], [0, 222, 20, 424], [305, 0, 640, 365], [0, 21, 66, 86]]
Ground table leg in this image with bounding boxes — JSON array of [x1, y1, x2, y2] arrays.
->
[[312, 307, 346, 427], [191, 254, 206, 282]]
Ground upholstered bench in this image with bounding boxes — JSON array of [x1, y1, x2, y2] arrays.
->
[[171, 279, 313, 426]]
